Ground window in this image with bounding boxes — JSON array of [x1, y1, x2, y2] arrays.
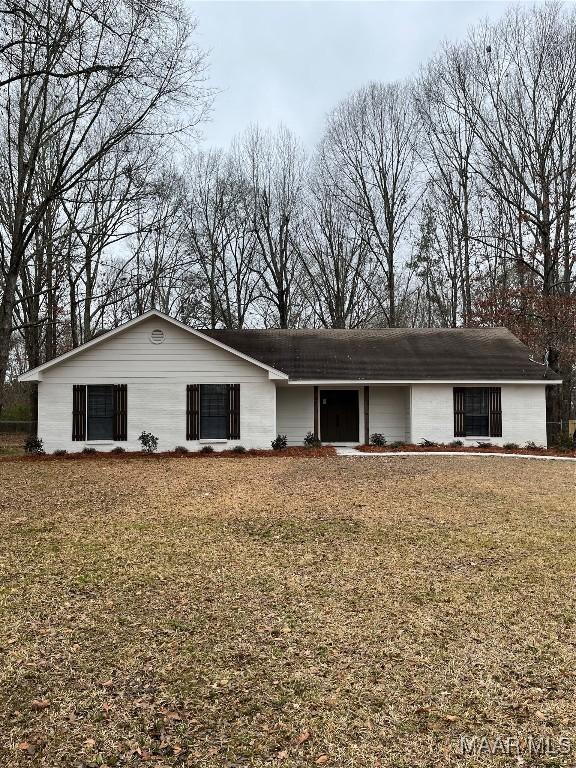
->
[[187, 384, 240, 440], [72, 384, 127, 442], [87, 385, 114, 440], [463, 388, 490, 436], [200, 384, 229, 439], [454, 387, 502, 438]]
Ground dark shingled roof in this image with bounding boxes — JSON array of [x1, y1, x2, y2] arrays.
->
[[204, 327, 550, 381]]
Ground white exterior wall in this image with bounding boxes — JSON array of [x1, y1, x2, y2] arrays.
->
[[276, 385, 366, 445], [410, 383, 548, 447], [275, 386, 315, 446], [369, 386, 410, 443], [276, 385, 410, 445], [33, 313, 550, 453], [37, 317, 276, 452]]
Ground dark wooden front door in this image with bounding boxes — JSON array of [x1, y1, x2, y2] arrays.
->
[[320, 390, 359, 442]]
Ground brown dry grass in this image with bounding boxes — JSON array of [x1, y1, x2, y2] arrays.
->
[[0, 456, 575, 767], [0, 432, 25, 455]]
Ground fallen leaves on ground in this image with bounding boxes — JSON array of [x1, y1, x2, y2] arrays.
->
[[0, 456, 575, 767]]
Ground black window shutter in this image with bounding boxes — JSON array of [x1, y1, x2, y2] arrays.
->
[[72, 385, 86, 441], [113, 384, 128, 441], [489, 387, 502, 437], [453, 387, 465, 437], [187, 384, 199, 440], [228, 384, 240, 440]]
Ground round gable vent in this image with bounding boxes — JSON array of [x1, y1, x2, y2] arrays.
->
[[150, 328, 165, 344]]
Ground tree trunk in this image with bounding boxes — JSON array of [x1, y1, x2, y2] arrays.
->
[[0, 258, 21, 415]]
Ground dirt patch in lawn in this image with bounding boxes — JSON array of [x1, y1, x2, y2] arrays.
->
[[0, 457, 575, 767]]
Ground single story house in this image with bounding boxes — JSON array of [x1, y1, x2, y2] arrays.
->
[[18, 309, 560, 452]]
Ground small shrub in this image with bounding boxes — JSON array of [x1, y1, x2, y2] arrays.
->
[[231, 445, 246, 453], [476, 441, 493, 448], [388, 441, 407, 449], [370, 433, 387, 447], [111, 446, 126, 454], [303, 431, 321, 448], [200, 445, 215, 454], [24, 435, 44, 455], [419, 438, 438, 447], [53, 448, 67, 456], [173, 445, 189, 454], [525, 440, 542, 450], [551, 431, 574, 451], [503, 442, 519, 450], [138, 431, 158, 453], [449, 440, 463, 448], [82, 446, 97, 454], [271, 434, 288, 451]]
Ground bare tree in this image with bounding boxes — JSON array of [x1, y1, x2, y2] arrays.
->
[[415, 48, 481, 324], [301, 169, 376, 328], [240, 125, 307, 328], [321, 82, 420, 326], [122, 167, 192, 318], [185, 148, 258, 328], [0, 0, 209, 411], [456, 4, 576, 427]]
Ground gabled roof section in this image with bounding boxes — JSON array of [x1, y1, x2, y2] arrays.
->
[[204, 327, 556, 382], [18, 310, 288, 382]]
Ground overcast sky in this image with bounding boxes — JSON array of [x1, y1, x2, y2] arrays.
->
[[188, 1, 515, 151]]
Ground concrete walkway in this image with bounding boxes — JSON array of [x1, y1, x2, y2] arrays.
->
[[335, 446, 576, 462]]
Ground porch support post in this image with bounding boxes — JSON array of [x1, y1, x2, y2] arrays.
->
[[364, 385, 370, 445], [313, 385, 319, 439]]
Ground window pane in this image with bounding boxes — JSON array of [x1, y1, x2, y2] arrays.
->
[[87, 385, 114, 440], [200, 384, 228, 439], [464, 388, 489, 436]]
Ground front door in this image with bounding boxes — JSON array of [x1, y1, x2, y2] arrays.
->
[[320, 390, 359, 443]]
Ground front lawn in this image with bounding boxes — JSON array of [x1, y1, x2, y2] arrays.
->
[[0, 456, 575, 766], [0, 432, 26, 456]]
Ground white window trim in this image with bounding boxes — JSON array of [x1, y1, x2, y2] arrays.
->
[[84, 440, 114, 445]]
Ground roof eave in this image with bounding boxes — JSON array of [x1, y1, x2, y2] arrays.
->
[[285, 378, 561, 385]]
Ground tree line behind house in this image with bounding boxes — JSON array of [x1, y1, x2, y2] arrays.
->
[[0, 0, 574, 431]]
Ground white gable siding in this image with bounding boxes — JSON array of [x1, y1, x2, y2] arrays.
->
[[37, 318, 276, 452], [40, 318, 274, 383], [410, 383, 548, 447]]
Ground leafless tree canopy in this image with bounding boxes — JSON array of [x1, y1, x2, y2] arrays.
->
[[0, 2, 574, 426]]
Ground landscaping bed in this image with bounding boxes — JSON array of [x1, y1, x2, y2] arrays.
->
[[0, 445, 337, 463], [357, 442, 576, 458]]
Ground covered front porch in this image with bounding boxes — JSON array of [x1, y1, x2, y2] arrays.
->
[[276, 384, 411, 446]]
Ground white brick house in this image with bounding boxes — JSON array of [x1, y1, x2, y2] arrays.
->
[[18, 310, 559, 452]]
